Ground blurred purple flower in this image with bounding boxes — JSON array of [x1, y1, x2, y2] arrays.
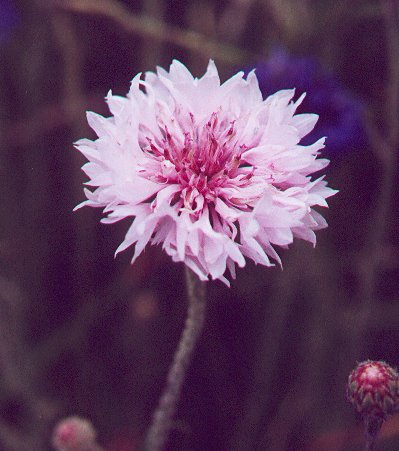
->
[[246, 48, 366, 154], [0, 0, 18, 43]]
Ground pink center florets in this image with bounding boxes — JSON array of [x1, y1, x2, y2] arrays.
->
[[139, 111, 255, 217], [362, 365, 383, 383]]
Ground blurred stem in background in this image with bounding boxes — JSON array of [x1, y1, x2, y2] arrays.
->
[[55, 0, 251, 65], [346, 0, 399, 361]]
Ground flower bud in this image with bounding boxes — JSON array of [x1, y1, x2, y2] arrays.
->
[[52, 416, 97, 451], [347, 360, 399, 419]]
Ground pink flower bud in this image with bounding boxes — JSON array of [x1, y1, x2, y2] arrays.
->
[[52, 416, 97, 451], [347, 360, 399, 419]]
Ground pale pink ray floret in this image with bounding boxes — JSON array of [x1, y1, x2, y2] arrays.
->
[[75, 60, 337, 285]]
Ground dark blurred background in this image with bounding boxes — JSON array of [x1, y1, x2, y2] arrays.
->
[[0, 0, 399, 450]]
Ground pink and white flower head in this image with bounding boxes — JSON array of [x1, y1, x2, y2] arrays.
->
[[75, 60, 337, 285]]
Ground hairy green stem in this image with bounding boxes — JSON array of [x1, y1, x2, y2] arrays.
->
[[144, 267, 207, 451]]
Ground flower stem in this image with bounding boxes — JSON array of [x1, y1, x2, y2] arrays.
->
[[364, 416, 383, 451], [144, 267, 207, 451]]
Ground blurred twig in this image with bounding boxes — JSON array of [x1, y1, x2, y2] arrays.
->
[[0, 276, 56, 450], [140, 0, 165, 70], [50, 6, 102, 420], [185, 1, 217, 73], [30, 274, 131, 366], [3, 96, 104, 148], [231, 267, 295, 451], [217, 0, 254, 45], [382, 0, 399, 146], [346, 0, 399, 360], [52, 0, 252, 64], [259, 388, 311, 451], [50, 11, 86, 126], [265, 0, 314, 47]]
